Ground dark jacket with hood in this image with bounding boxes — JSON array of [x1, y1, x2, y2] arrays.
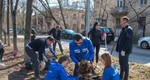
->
[[48, 28, 61, 40], [88, 22, 102, 45]]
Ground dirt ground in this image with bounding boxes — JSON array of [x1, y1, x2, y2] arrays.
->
[[0, 45, 150, 80]]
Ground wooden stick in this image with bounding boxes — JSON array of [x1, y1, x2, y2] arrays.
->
[[110, 41, 117, 55]]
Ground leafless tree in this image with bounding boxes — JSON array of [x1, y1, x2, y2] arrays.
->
[[10, 0, 19, 50], [7, 0, 10, 46], [57, 0, 67, 29], [24, 0, 34, 61], [127, 0, 150, 37], [33, 0, 59, 26], [0, 0, 4, 40]]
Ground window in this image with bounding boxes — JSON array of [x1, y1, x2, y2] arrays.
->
[[73, 14, 76, 19], [65, 13, 68, 19], [116, 18, 121, 28], [81, 24, 84, 30], [73, 24, 76, 30], [81, 15, 84, 19], [116, 0, 126, 7], [140, 0, 147, 5], [138, 17, 146, 29]]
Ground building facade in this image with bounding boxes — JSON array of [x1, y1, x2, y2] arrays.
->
[[94, 0, 150, 37], [32, 6, 95, 33]]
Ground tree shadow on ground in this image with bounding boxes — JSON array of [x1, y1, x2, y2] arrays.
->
[[8, 67, 45, 80]]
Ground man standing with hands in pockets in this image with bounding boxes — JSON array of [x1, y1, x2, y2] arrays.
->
[[116, 16, 133, 80]]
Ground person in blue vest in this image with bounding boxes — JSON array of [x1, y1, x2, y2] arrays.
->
[[100, 52, 120, 80], [45, 55, 79, 80], [116, 16, 133, 80], [69, 33, 96, 77]]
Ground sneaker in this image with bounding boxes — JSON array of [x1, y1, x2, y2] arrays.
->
[[95, 65, 99, 68], [0, 63, 5, 67]]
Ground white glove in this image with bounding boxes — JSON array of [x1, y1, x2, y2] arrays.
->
[[121, 51, 125, 56], [78, 62, 80, 66], [40, 61, 46, 69], [114, 37, 118, 41], [88, 61, 90, 63], [103, 33, 107, 39]]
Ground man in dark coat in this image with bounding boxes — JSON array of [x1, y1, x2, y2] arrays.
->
[[116, 16, 133, 80], [31, 28, 37, 41], [48, 25, 63, 55]]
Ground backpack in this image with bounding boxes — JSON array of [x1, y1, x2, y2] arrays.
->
[[25, 59, 33, 70]]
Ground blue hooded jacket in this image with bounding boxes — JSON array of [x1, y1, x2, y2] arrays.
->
[[45, 61, 79, 80], [103, 64, 120, 80], [69, 38, 94, 63]]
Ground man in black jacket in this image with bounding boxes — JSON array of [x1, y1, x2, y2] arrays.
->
[[25, 36, 54, 79], [116, 16, 133, 80], [48, 25, 63, 55], [31, 28, 37, 41]]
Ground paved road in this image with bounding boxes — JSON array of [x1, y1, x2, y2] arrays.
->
[[17, 35, 150, 66]]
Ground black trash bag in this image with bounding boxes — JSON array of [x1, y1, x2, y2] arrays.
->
[[25, 59, 33, 70]]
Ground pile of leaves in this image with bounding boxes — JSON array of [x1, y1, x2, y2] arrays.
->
[[78, 60, 94, 77]]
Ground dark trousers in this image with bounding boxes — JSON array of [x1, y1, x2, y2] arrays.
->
[[74, 63, 79, 77], [0, 48, 4, 63], [53, 40, 63, 54], [93, 44, 100, 63], [25, 46, 39, 77], [119, 52, 130, 80]]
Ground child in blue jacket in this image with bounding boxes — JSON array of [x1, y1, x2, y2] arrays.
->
[[45, 55, 79, 80], [69, 33, 95, 77], [100, 53, 120, 80]]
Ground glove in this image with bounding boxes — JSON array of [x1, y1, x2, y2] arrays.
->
[[114, 37, 118, 41], [78, 62, 80, 66], [88, 61, 90, 63], [103, 33, 107, 39], [121, 51, 125, 56], [40, 61, 46, 69]]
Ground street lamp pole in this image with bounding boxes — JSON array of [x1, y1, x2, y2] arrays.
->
[[86, 0, 91, 37]]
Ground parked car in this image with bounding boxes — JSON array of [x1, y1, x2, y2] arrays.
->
[[80, 27, 115, 44], [137, 36, 150, 49], [6, 29, 13, 35], [61, 29, 77, 39], [100, 27, 115, 44]]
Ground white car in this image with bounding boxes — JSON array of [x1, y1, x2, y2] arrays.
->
[[137, 36, 150, 49]]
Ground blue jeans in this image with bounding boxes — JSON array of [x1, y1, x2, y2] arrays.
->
[[119, 52, 130, 80]]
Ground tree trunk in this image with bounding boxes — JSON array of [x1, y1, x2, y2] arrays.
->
[[24, 0, 33, 61], [12, 13, 18, 50], [2, 0, 6, 44], [0, 0, 4, 40], [7, 0, 10, 46], [57, 0, 67, 29]]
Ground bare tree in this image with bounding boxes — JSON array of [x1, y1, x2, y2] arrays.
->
[[33, 0, 59, 26], [10, 0, 19, 51], [7, 0, 10, 46], [0, 0, 4, 40], [24, 0, 34, 61], [127, 0, 150, 37], [57, 0, 67, 29]]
